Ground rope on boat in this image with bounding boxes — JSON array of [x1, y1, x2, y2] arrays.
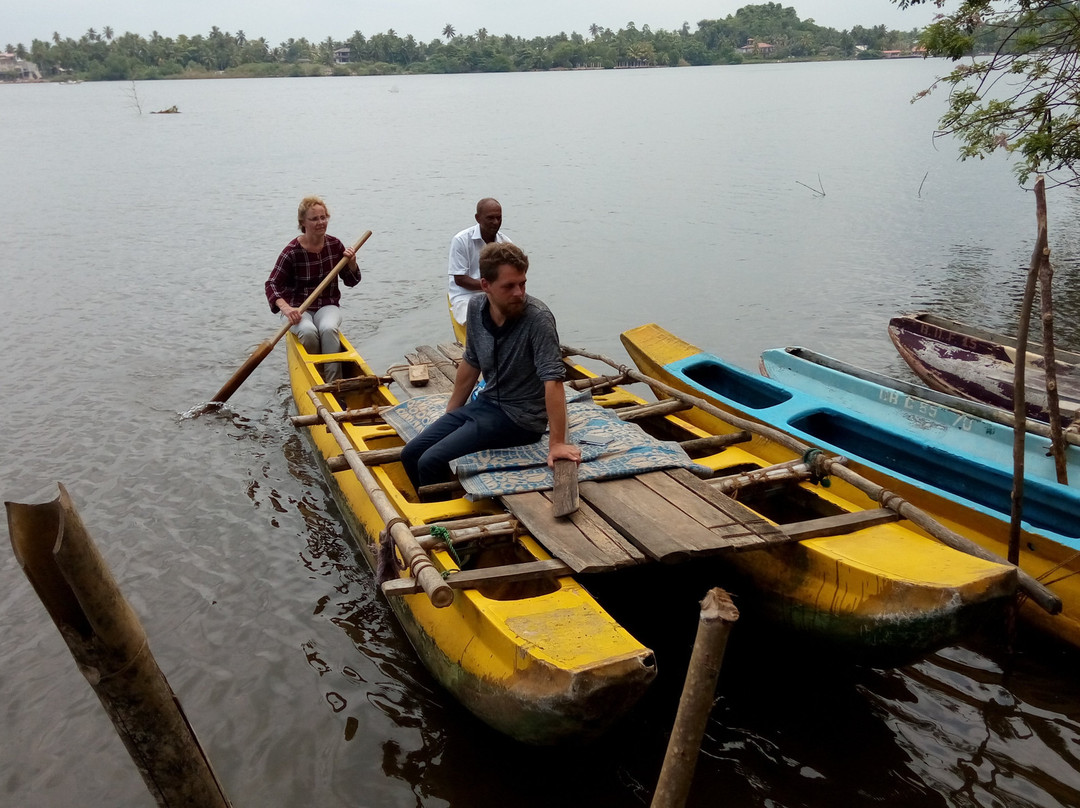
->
[[801, 449, 831, 486], [1036, 549, 1080, 587], [427, 525, 465, 574], [376, 516, 409, 586]]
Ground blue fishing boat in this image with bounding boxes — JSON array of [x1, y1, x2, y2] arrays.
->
[[621, 323, 1080, 648], [759, 345, 1080, 490]]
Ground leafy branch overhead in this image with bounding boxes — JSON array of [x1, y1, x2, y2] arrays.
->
[[898, 0, 1080, 188]]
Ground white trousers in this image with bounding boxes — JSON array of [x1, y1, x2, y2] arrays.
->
[[285, 305, 343, 381]]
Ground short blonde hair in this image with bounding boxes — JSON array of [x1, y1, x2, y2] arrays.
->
[[297, 196, 329, 232]]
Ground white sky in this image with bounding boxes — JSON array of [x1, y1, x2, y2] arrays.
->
[[5, 1, 945, 49]]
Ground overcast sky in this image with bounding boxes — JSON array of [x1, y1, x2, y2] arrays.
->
[[6, 1, 945, 49]]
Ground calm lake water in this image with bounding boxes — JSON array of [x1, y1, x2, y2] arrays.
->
[[3, 60, 1080, 807]]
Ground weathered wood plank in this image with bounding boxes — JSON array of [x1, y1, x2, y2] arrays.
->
[[554, 495, 647, 566], [416, 345, 459, 386], [636, 470, 744, 530], [408, 364, 430, 386], [663, 467, 789, 551], [551, 459, 579, 517], [780, 508, 901, 541], [438, 342, 465, 363], [578, 478, 723, 563], [382, 558, 572, 596], [503, 492, 622, 573]]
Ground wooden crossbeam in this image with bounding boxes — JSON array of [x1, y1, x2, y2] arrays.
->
[[614, 399, 692, 421], [382, 558, 571, 597], [327, 446, 403, 472], [780, 508, 901, 541], [310, 375, 391, 394], [292, 405, 389, 428]]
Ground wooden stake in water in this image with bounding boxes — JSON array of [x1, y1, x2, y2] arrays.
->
[[652, 588, 739, 808], [5, 484, 232, 808]]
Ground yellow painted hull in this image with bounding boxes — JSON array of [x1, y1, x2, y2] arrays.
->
[[619, 324, 1020, 653], [288, 334, 655, 744]]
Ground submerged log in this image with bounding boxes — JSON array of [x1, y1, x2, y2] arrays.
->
[[5, 484, 232, 808]]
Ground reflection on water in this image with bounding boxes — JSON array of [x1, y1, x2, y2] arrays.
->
[[4, 63, 1080, 806]]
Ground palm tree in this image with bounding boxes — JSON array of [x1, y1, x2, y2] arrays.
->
[[235, 29, 247, 46], [103, 26, 114, 42], [442, 24, 456, 41], [477, 28, 488, 42], [589, 23, 600, 40]]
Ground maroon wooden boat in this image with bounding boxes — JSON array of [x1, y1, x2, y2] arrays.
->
[[887, 312, 1080, 424]]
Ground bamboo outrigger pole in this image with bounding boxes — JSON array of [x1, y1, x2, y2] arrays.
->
[[209, 231, 372, 405], [5, 485, 232, 808], [306, 389, 454, 608], [562, 345, 1062, 616]]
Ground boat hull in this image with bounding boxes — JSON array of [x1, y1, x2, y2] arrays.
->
[[288, 335, 656, 744], [760, 345, 1080, 490], [888, 312, 1080, 423], [622, 323, 1080, 648]]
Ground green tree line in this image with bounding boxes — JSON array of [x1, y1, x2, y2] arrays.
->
[[7, 4, 925, 81]]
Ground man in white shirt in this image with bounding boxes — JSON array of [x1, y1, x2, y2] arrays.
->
[[447, 198, 511, 335]]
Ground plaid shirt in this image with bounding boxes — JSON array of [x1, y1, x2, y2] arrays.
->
[[265, 235, 361, 313]]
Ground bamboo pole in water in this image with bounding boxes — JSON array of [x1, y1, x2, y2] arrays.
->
[[562, 345, 1062, 616], [4, 484, 232, 808], [652, 588, 739, 808]]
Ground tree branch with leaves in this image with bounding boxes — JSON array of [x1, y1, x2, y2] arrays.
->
[[900, 0, 1080, 188]]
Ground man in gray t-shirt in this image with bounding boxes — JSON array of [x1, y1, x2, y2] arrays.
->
[[401, 243, 582, 491]]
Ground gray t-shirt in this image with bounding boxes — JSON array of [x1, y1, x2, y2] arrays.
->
[[463, 295, 566, 432]]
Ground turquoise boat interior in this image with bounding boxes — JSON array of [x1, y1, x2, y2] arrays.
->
[[670, 355, 1080, 548]]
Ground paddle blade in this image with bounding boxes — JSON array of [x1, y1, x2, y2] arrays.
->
[[211, 340, 274, 403]]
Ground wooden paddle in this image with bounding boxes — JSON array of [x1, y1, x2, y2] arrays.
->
[[210, 231, 372, 404]]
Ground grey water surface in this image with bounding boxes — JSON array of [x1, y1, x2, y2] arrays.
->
[[3, 59, 1080, 807]]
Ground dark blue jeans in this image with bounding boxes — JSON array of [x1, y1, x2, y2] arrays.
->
[[400, 397, 542, 490]]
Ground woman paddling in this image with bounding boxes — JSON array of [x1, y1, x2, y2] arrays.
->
[[265, 196, 361, 381]]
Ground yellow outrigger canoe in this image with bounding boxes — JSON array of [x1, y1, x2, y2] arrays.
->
[[288, 331, 1021, 743], [621, 323, 1072, 647]]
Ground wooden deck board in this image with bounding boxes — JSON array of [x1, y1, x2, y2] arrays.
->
[[578, 478, 716, 563], [663, 467, 789, 551], [502, 491, 643, 573]]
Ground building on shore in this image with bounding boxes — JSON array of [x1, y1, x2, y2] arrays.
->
[[0, 53, 42, 81]]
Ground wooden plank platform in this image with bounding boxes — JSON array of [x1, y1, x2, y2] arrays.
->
[[377, 343, 901, 586]]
